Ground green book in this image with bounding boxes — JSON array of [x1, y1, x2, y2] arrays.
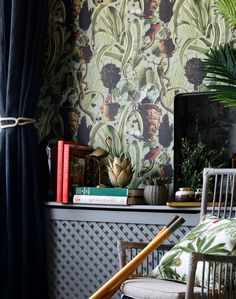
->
[[72, 186, 129, 196]]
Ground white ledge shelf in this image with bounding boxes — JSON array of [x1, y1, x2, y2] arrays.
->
[[45, 201, 202, 227], [45, 201, 202, 212]]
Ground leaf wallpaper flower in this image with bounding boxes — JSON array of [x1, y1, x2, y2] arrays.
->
[[37, 0, 234, 188]]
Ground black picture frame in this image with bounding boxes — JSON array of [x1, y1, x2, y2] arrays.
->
[[173, 91, 234, 195]]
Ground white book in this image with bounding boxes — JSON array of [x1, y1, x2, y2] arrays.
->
[[73, 194, 128, 205]]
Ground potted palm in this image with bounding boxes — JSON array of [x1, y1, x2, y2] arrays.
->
[[143, 175, 172, 205], [203, 0, 236, 106]]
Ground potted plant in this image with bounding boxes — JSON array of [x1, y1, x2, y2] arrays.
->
[[202, 0, 236, 106], [143, 174, 172, 205], [179, 136, 225, 192]]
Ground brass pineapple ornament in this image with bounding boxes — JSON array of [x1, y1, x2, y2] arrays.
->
[[107, 155, 134, 188]]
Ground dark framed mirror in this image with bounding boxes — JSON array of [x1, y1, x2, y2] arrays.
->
[[174, 91, 236, 196]]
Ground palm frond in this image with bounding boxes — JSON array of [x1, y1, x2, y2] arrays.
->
[[203, 43, 236, 106], [206, 84, 236, 92], [203, 43, 236, 85], [211, 91, 236, 98], [205, 77, 236, 85], [215, 0, 236, 28], [209, 91, 236, 106]]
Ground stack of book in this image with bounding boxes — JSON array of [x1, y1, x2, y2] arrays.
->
[[72, 186, 146, 206], [56, 140, 93, 203]]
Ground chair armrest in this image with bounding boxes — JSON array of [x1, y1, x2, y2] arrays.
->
[[185, 252, 236, 299]]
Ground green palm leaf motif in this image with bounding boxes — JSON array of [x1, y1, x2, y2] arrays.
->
[[214, 96, 236, 106], [201, 236, 216, 252], [150, 218, 236, 286], [197, 235, 208, 251], [203, 43, 236, 106], [177, 236, 230, 255], [185, 243, 195, 252], [204, 245, 230, 254], [161, 268, 181, 280], [203, 43, 236, 85], [160, 251, 180, 268], [184, 221, 209, 236], [183, 221, 234, 250], [157, 251, 182, 280], [215, 0, 236, 28]]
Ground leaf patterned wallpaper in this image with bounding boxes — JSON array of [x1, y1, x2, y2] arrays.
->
[[37, 0, 234, 188]]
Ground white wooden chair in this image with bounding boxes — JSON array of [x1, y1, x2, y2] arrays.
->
[[118, 168, 236, 299]]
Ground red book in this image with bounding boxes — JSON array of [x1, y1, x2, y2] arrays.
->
[[62, 143, 92, 203], [48, 144, 58, 200], [56, 140, 88, 203]]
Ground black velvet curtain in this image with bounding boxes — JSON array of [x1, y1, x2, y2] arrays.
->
[[0, 1, 49, 299]]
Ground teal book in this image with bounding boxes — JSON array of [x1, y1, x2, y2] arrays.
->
[[72, 186, 129, 197]]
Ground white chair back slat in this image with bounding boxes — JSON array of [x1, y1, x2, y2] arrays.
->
[[201, 168, 236, 220]]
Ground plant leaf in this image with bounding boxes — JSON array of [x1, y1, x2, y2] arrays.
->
[[121, 29, 133, 71], [215, 0, 236, 28], [179, 37, 199, 64], [91, 4, 107, 42], [104, 51, 123, 61], [119, 0, 128, 24], [96, 44, 114, 69], [173, 0, 188, 37], [203, 43, 236, 101], [132, 19, 143, 53]]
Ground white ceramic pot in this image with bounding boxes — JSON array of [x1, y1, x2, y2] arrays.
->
[[175, 187, 195, 202], [195, 188, 202, 201]]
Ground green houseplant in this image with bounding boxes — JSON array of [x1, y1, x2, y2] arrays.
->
[[203, 0, 236, 106], [179, 137, 225, 191], [143, 174, 172, 205]]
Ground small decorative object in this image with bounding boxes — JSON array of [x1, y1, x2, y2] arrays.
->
[[100, 101, 120, 121], [107, 155, 134, 188], [195, 188, 202, 201], [144, 175, 172, 205], [194, 188, 213, 202], [157, 37, 175, 58], [175, 187, 195, 202], [138, 99, 162, 140], [87, 147, 109, 187], [231, 153, 236, 168]]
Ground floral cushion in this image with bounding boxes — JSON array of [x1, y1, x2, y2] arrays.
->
[[149, 216, 236, 286]]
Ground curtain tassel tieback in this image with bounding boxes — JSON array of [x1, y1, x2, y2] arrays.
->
[[0, 117, 36, 129]]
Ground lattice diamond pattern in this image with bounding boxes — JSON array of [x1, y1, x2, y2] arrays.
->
[[46, 219, 192, 299]]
